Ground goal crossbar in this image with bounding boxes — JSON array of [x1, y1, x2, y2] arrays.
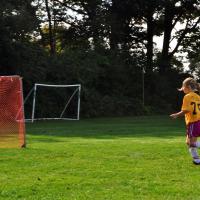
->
[[35, 83, 81, 87]]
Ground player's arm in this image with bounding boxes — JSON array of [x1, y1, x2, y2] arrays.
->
[[170, 95, 190, 119], [170, 110, 189, 119]]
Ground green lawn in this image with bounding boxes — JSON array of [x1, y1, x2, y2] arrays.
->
[[0, 116, 199, 200]]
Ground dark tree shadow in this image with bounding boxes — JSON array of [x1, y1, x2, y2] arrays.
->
[[25, 116, 185, 141]]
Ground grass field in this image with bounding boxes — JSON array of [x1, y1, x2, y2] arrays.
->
[[0, 116, 199, 200]]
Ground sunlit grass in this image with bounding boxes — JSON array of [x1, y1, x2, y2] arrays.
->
[[0, 116, 198, 200]]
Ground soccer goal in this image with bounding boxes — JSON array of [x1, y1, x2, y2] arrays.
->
[[0, 76, 26, 148], [24, 83, 81, 122]]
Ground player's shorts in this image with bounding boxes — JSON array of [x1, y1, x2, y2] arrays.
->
[[187, 120, 200, 138]]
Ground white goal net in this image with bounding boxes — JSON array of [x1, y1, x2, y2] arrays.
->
[[24, 83, 81, 122]]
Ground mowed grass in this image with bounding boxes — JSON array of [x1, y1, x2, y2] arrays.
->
[[0, 116, 199, 200]]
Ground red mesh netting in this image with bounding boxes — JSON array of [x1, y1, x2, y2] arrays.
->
[[0, 76, 25, 148]]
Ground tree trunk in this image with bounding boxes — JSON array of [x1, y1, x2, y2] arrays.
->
[[45, 0, 55, 55], [109, 0, 124, 50], [146, 10, 154, 73], [160, 2, 174, 74]]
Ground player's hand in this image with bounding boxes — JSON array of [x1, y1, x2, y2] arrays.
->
[[170, 113, 178, 119]]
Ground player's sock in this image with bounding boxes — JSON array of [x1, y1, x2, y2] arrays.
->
[[195, 141, 200, 148], [189, 147, 199, 159]]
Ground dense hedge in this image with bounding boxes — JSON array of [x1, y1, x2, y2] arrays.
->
[[16, 45, 187, 118]]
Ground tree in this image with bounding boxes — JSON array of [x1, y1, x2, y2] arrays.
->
[[0, 0, 38, 74], [159, 0, 200, 73]]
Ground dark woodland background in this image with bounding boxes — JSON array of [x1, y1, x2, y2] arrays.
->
[[1, 0, 200, 117]]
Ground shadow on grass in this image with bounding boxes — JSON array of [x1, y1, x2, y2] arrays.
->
[[26, 116, 186, 140]]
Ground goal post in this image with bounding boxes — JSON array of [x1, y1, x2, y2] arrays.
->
[[25, 83, 81, 122], [0, 76, 26, 148]]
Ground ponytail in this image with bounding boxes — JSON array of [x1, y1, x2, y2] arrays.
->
[[196, 82, 200, 94]]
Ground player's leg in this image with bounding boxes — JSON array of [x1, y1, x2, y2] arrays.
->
[[186, 122, 200, 164], [186, 136, 200, 164], [192, 121, 200, 148], [186, 135, 198, 147]]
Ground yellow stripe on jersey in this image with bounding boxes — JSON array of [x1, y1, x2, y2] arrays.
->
[[182, 92, 200, 125]]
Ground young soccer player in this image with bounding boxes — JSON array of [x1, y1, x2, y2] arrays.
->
[[170, 77, 200, 165]]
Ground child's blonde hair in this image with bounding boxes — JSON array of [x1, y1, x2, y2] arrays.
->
[[180, 77, 200, 93]]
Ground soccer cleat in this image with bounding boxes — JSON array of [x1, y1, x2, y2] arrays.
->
[[193, 159, 200, 165]]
